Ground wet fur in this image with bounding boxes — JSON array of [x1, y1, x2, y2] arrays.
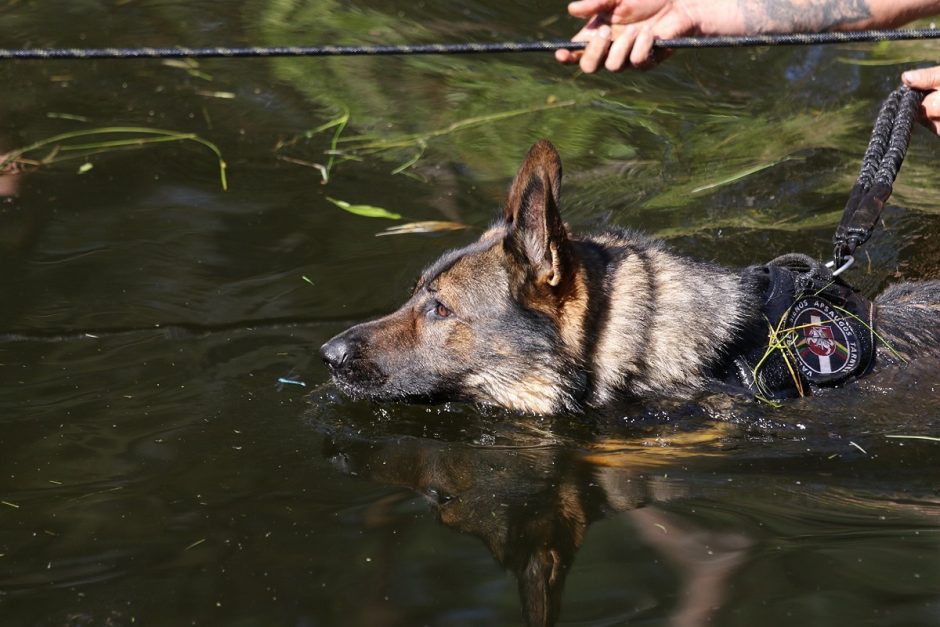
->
[[876, 281, 940, 356], [321, 140, 940, 414]]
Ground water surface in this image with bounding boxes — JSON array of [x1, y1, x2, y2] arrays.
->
[[1, 2, 939, 625]]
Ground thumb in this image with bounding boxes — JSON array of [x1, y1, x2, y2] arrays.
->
[[902, 65, 940, 89]]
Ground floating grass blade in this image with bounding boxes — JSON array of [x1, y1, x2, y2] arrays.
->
[[162, 58, 213, 81], [46, 112, 90, 122], [751, 307, 806, 400], [318, 108, 349, 184], [391, 139, 427, 176], [885, 434, 940, 442], [195, 90, 236, 99], [0, 126, 228, 190], [276, 108, 349, 184], [376, 221, 468, 236], [326, 197, 401, 220]]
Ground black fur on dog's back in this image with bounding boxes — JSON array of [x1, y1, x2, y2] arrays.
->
[[876, 281, 940, 361]]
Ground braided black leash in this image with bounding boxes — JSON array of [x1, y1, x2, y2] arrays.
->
[[832, 85, 925, 266], [2, 28, 940, 59]]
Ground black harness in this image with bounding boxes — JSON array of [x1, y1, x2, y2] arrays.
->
[[728, 255, 876, 399], [721, 83, 924, 401]]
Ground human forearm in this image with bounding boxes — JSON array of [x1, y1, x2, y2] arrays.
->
[[692, 0, 940, 35], [558, 0, 940, 74]]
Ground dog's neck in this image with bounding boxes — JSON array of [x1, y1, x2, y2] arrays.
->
[[563, 232, 758, 406]]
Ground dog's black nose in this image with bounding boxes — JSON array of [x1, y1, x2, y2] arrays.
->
[[320, 336, 351, 370]]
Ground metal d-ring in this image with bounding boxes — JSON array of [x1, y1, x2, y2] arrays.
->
[[826, 255, 855, 277]]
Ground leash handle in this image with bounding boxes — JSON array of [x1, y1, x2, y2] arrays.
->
[[833, 85, 925, 265]]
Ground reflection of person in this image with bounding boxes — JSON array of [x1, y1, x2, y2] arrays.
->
[[555, 0, 940, 134]]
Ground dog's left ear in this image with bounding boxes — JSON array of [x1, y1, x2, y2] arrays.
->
[[503, 140, 571, 288]]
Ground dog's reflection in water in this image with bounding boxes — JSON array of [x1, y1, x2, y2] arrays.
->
[[322, 416, 752, 627]]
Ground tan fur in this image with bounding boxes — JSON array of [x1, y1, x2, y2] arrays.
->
[[466, 371, 567, 415], [555, 263, 590, 364]]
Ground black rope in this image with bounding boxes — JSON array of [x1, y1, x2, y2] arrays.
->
[[833, 85, 925, 265], [2, 28, 940, 59]]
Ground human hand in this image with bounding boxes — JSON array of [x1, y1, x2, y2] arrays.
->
[[554, 0, 700, 73], [902, 66, 940, 135]]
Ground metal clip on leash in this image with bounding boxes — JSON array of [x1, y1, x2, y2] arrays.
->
[[825, 254, 854, 277], [831, 84, 925, 272]]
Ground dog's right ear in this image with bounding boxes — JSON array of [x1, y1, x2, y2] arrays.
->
[[502, 140, 570, 288]]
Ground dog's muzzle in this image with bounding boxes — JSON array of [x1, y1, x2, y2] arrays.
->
[[319, 331, 389, 395]]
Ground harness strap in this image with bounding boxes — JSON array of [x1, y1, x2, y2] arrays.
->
[[729, 83, 919, 400], [730, 254, 876, 400]]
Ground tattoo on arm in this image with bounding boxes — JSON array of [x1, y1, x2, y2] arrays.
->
[[738, 0, 872, 32]]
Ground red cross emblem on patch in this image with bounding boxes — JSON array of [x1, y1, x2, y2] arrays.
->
[[786, 297, 860, 382], [806, 322, 837, 358]]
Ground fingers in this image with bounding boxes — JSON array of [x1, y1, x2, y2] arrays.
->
[[554, 48, 577, 64], [558, 9, 692, 72], [605, 24, 638, 71], [919, 91, 940, 135], [556, 7, 689, 72], [556, 15, 607, 66], [558, 3, 697, 72], [602, 24, 662, 72], [580, 25, 612, 73], [558, 24, 661, 73], [568, 0, 618, 19], [902, 66, 940, 135], [629, 26, 656, 69], [902, 66, 940, 89]]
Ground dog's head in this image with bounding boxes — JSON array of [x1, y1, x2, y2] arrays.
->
[[319, 140, 588, 414]]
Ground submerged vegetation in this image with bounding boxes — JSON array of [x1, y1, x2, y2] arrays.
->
[[256, 0, 940, 241], [275, 100, 577, 183]]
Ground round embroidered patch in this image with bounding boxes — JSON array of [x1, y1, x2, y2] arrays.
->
[[786, 297, 861, 383]]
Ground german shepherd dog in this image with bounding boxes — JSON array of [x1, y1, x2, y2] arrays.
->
[[320, 140, 940, 414]]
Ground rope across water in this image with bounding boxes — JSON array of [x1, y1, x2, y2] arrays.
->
[[2, 28, 940, 59]]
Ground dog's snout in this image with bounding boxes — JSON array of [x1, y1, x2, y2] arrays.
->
[[320, 335, 352, 370]]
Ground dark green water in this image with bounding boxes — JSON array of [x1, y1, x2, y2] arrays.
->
[[1, 2, 939, 626]]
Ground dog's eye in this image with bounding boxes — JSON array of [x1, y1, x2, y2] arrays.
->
[[432, 300, 452, 319]]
